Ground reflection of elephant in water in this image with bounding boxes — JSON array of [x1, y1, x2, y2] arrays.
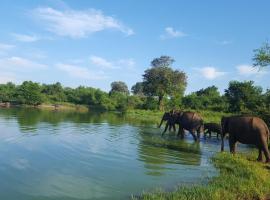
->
[[204, 123, 221, 138], [158, 111, 176, 132], [161, 111, 204, 142], [221, 116, 270, 162]]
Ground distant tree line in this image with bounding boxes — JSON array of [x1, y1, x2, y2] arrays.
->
[[0, 54, 269, 123]]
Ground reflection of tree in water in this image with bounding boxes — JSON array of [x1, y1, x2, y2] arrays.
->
[[137, 129, 202, 176], [0, 108, 150, 132]]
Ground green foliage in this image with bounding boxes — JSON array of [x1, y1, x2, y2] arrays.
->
[[16, 81, 44, 105], [131, 82, 144, 96], [182, 86, 227, 112], [253, 41, 270, 68], [133, 152, 270, 200], [109, 81, 129, 95], [0, 82, 16, 102], [41, 82, 67, 102], [142, 56, 187, 110], [225, 81, 263, 113]]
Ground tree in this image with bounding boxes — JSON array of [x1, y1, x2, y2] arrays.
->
[[253, 42, 270, 68], [0, 82, 16, 102], [151, 56, 175, 68], [131, 82, 144, 96], [109, 81, 129, 95], [16, 81, 44, 105], [225, 81, 263, 113], [41, 82, 67, 102], [142, 56, 187, 110]]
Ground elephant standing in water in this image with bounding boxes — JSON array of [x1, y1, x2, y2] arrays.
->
[[204, 122, 222, 138], [161, 111, 204, 142], [221, 116, 270, 163], [158, 110, 176, 133]]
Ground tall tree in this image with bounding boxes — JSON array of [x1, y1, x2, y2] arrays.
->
[[253, 42, 270, 68], [109, 81, 129, 95], [142, 56, 187, 110]]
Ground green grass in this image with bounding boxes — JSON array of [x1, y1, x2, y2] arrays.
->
[[125, 109, 231, 125], [132, 152, 270, 200]]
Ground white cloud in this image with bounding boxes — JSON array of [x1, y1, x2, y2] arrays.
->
[[90, 55, 135, 69], [0, 43, 15, 52], [90, 55, 113, 68], [160, 27, 187, 39], [117, 58, 135, 69], [198, 67, 226, 80], [0, 56, 47, 70], [12, 33, 40, 42], [236, 64, 267, 76], [56, 63, 107, 80], [33, 7, 134, 38]]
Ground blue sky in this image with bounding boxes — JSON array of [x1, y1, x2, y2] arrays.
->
[[0, 0, 269, 94]]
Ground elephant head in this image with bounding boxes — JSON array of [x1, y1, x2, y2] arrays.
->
[[221, 116, 229, 151]]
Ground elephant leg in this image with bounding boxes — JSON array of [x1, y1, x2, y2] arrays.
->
[[257, 148, 263, 162], [169, 124, 172, 132], [229, 136, 236, 154], [172, 124, 176, 132], [162, 122, 169, 135], [177, 126, 184, 138], [190, 130, 198, 142], [261, 141, 270, 163]]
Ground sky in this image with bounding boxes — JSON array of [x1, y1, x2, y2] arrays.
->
[[0, 0, 269, 94]]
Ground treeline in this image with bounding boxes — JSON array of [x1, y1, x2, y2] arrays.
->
[[0, 54, 269, 124], [0, 80, 269, 114]]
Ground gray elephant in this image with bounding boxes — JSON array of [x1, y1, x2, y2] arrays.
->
[[161, 111, 203, 141], [204, 122, 222, 138], [221, 116, 270, 163], [159, 110, 176, 133]]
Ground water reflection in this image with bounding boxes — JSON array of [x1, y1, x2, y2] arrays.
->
[[0, 108, 215, 200], [137, 129, 202, 176]]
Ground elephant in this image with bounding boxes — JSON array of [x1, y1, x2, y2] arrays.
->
[[161, 111, 204, 141], [221, 115, 270, 163], [204, 122, 222, 138], [159, 110, 176, 133]]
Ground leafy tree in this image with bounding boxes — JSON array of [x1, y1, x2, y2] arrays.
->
[[42, 82, 67, 102], [16, 81, 44, 105], [225, 81, 263, 113], [253, 42, 270, 68], [109, 81, 129, 95], [131, 82, 144, 96], [142, 56, 187, 110], [0, 82, 16, 102], [151, 56, 175, 68]]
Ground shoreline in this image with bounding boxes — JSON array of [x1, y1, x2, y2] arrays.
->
[[133, 152, 270, 200]]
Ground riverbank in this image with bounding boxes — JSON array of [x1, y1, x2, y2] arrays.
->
[[133, 152, 270, 200], [125, 109, 230, 125]]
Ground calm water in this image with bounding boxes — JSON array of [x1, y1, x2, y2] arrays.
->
[[0, 108, 222, 200]]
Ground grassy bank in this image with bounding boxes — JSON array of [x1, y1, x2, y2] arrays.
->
[[125, 109, 230, 125], [133, 152, 270, 200]]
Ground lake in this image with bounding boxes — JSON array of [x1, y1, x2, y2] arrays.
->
[[0, 108, 222, 200]]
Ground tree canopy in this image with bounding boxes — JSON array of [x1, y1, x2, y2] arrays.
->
[[110, 81, 129, 95], [225, 81, 263, 113], [142, 56, 187, 110], [131, 82, 144, 96], [253, 42, 270, 68]]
